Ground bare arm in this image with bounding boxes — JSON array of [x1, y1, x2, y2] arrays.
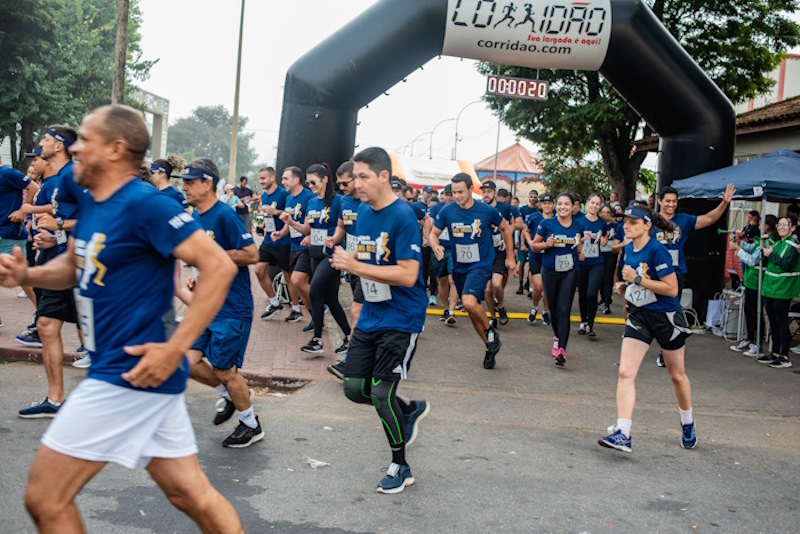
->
[[620, 265, 678, 298], [227, 243, 258, 266], [695, 184, 735, 230], [0, 239, 77, 290]]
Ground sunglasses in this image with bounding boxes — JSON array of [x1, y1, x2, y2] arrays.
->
[[307, 180, 319, 187]]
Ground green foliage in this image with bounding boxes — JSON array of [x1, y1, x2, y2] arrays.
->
[[543, 151, 610, 203], [479, 0, 800, 206], [167, 105, 260, 183], [0, 0, 154, 167]]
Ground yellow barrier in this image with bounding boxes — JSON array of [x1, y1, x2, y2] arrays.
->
[[425, 308, 626, 325]]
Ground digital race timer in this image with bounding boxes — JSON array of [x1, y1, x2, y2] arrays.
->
[[486, 74, 549, 100], [443, 0, 612, 71]]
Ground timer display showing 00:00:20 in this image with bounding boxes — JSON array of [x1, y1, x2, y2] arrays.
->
[[487, 76, 548, 100], [451, 1, 607, 37]]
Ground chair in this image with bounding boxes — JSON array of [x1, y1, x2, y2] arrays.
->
[[680, 288, 700, 329]]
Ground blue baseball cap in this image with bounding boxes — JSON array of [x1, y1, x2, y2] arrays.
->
[[177, 165, 219, 185], [624, 206, 652, 223], [24, 147, 42, 158], [422, 185, 433, 193], [540, 194, 554, 203]]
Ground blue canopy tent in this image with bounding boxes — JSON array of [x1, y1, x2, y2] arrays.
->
[[673, 149, 800, 355]]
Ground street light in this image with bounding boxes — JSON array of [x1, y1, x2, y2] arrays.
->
[[454, 99, 484, 160], [429, 118, 455, 159], [408, 132, 431, 157]]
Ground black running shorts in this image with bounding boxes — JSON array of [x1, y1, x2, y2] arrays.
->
[[289, 249, 311, 274], [624, 305, 690, 351], [345, 329, 420, 381], [258, 243, 290, 272]]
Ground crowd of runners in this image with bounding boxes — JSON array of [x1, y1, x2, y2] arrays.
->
[[2, 104, 799, 530]]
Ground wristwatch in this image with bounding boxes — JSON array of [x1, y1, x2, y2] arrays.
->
[[634, 275, 642, 285], [56, 217, 64, 231]]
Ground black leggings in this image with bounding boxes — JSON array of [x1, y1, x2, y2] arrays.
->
[[601, 252, 617, 306], [578, 262, 604, 328], [743, 287, 765, 344], [763, 296, 791, 357], [310, 256, 351, 339], [542, 267, 578, 349]]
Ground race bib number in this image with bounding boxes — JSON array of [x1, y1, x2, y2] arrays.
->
[[583, 242, 600, 258], [264, 216, 276, 233], [73, 291, 96, 352], [346, 234, 357, 254], [492, 233, 503, 248], [555, 254, 574, 272], [289, 225, 302, 239], [456, 243, 480, 264], [600, 242, 613, 253], [360, 278, 392, 303], [55, 230, 68, 245], [669, 249, 680, 266], [440, 227, 449, 241], [310, 228, 326, 247], [625, 283, 657, 307]]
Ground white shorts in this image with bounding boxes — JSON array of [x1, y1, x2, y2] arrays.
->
[[42, 378, 198, 469]]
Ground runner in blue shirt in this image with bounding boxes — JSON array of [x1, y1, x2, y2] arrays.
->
[[598, 205, 695, 454], [0, 105, 244, 531], [180, 159, 262, 449], [150, 155, 188, 210], [531, 193, 585, 367], [523, 194, 554, 326], [599, 203, 618, 315], [330, 147, 429, 495], [275, 167, 315, 325], [431, 173, 515, 370], [255, 166, 293, 320], [652, 184, 735, 367], [517, 189, 539, 294], [0, 158, 39, 253], [577, 194, 609, 338], [426, 184, 458, 326]]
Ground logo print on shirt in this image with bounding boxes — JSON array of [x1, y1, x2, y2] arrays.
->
[[656, 227, 681, 245], [77, 233, 108, 290], [376, 232, 391, 264]]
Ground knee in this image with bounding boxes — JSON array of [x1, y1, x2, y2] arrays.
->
[[254, 264, 267, 278], [213, 367, 236, 383], [343, 378, 371, 404], [36, 318, 59, 338], [668, 368, 687, 384], [164, 481, 215, 516]]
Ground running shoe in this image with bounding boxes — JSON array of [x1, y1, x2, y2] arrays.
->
[[334, 338, 349, 354], [327, 360, 346, 380], [284, 310, 303, 323], [790, 346, 800, 355], [656, 352, 665, 367], [555, 347, 566, 367], [377, 463, 415, 494], [756, 353, 778, 364], [769, 355, 792, 368], [541, 311, 551, 326], [598, 426, 632, 453], [15, 330, 42, 348], [730, 339, 750, 352], [17, 291, 26, 299], [72, 354, 91, 369], [498, 307, 509, 325], [302, 321, 315, 332], [404, 400, 430, 447], [603, 305, 612, 315], [222, 416, 265, 448], [489, 318, 498, 330], [440, 309, 449, 322], [743, 344, 762, 357], [551, 337, 559, 357], [586, 328, 596, 339], [214, 389, 254, 426], [75, 345, 88, 354], [484, 329, 501, 369], [515, 285, 524, 295], [446, 314, 456, 327], [527, 308, 537, 325], [681, 421, 697, 449], [455, 299, 464, 311], [19, 397, 60, 419], [261, 303, 283, 320], [578, 322, 587, 335], [301, 338, 324, 354], [428, 295, 437, 306]]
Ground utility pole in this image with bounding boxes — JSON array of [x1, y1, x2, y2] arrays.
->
[[111, 0, 130, 104], [228, 0, 246, 184]]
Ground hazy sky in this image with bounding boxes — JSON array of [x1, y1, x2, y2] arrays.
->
[[137, 0, 531, 167]]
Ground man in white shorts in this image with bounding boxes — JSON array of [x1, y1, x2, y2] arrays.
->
[[0, 105, 244, 532]]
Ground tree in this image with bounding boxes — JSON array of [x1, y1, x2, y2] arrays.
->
[[0, 0, 154, 168], [167, 105, 260, 183], [479, 0, 800, 206]]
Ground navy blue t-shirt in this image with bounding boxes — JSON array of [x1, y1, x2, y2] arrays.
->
[[159, 185, 188, 210], [73, 178, 201, 394], [536, 217, 584, 271], [520, 204, 538, 220], [525, 212, 544, 263], [307, 195, 342, 257], [0, 166, 31, 240], [412, 200, 428, 216], [491, 201, 520, 250], [353, 199, 427, 333], [53, 161, 83, 221], [339, 194, 361, 254], [193, 201, 255, 319], [623, 237, 680, 312], [407, 200, 426, 222], [434, 201, 503, 274], [579, 215, 607, 266], [285, 188, 315, 251], [260, 186, 290, 248], [652, 212, 697, 275], [429, 201, 451, 249]]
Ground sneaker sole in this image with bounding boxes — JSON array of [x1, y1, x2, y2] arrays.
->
[[261, 313, 281, 320], [757, 358, 776, 364], [18, 411, 58, 419], [598, 437, 631, 453], [555, 355, 565, 367], [406, 402, 431, 447], [301, 347, 324, 354], [72, 362, 91, 369], [223, 430, 265, 449], [446, 320, 456, 327], [377, 476, 415, 494], [769, 362, 792, 369], [682, 438, 698, 449], [285, 317, 302, 323], [483, 341, 501, 369], [327, 365, 345, 380], [15, 340, 43, 348]]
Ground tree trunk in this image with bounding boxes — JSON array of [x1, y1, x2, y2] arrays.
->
[[9, 129, 18, 170], [17, 120, 34, 170], [111, 0, 130, 105]]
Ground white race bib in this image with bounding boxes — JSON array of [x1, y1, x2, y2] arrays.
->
[[346, 234, 357, 254], [600, 242, 613, 253], [583, 242, 600, 258], [625, 283, 657, 307], [669, 249, 680, 266], [73, 291, 96, 352], [440, 227, 449, 241], [555, 253, 574, 272], [55, 230, 68, 245], [264, 216, 276, 233], [492, 233, 503, 248], [310, 228, 326, 247], [360, 278, 392, 303], [289, 225, 302, 239], [456, 243, 480, 264]]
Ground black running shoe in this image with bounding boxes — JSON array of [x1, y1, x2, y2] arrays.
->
[[284, 310, 303, 323], [484, 329, 501, 369], [261, 303, 283, 320], [214, 398, 236, 426], [498, 307, 509, 325], [222, 417, 265, 448], [656, 352, 665, 367], [515, 286, 524, 295], [541, 311, 551, 326], [603, 306, 612, 315], [327, 360, 346, 380], [301, 338, 324, 354], [587, 328, 597, 339], [440, 309, 449, 322], [302, 321, 315, 332], [334, 338, 349, 354]]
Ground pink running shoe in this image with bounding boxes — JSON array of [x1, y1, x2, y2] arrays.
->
[[551, 337, 559, 357], [555, 347, 566, 367]]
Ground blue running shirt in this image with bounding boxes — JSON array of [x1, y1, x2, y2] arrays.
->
[[193, 201, 255, 319], [285, 188, 315, 251], [159, 185, 189, 210], [429, 201, 451, 250], [353, 199, 427, 333], [525, 212, 544, 262], [307, 194, 342, 257], [579, 216, 607, 266], [622, 237, 679, 312], [651, 212, 697, 275], [434, 201, 503, 274], [261, 186, 290, 247], [0, 166, 31, 240], [536, 217, 584, 271], [491, 202, 520, 250], [339, 194, 361, 254], [73, 178, 201, 394]]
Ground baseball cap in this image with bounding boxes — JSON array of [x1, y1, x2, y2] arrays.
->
[[24, 147, 43, 158], [623, 206, 652, 222], [443, 184, 452, 194], [480, 181, 497, 190], [177, 165, 219, 185], [540, 194, 554, 202], [422, 185, 433, 193], [390, 177, 405, 189]]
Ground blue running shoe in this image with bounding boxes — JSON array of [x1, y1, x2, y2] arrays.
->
[[404, 400, 431, 447], [598, 426, 632, 453], [377, 463, 415, 494], [19, 397, 60, 419], [15, 331, 42, 348], [681, 421, 697, 449]]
